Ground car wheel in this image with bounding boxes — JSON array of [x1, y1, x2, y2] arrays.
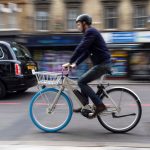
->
[[0, 81, 6, 99]]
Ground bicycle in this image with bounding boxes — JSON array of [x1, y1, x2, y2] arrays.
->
[[29, 68, 142, 133]]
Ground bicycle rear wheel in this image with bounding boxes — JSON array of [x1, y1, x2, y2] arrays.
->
[[97, 87, 142, 133], [29, 88, 73, 132]]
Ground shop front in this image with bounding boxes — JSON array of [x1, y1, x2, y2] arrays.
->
[[17, 31, 150, 79], [103, 31, 150, 80], [23, 34, 90, 77], [128, 49, 150, 80]]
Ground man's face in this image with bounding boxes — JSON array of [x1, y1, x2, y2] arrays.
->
[[76, 22, 83, 32]]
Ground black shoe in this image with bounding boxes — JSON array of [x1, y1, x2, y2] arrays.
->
[[89, 103, 106, 118], [95, 103, 106, 115], [73, 107, 82, 113]]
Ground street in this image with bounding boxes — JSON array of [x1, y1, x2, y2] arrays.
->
[[0, 82, 150, 147]]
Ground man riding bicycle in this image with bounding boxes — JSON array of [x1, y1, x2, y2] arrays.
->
[[63, 14, 111, 117]]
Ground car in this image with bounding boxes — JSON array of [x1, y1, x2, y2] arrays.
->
[[0, 41, 37, 98]]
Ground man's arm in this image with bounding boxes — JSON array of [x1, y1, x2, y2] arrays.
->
[[69, 29, 95, 64], [76, 52, 89, 66]]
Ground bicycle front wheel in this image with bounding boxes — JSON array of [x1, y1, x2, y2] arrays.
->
[[97, 87, 142, 133], [29, 88, 73, 132]]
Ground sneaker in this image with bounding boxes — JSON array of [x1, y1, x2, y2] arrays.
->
[[73, 107, 82, 113]]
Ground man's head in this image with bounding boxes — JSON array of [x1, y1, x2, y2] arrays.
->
[[76, 14, 92, 33]]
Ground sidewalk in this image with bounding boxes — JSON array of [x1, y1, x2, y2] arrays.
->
[[0, 145, 149, 150], [69, 75, 150, 85], [0, 141, 150, 150], [90, 78, 150, 85]]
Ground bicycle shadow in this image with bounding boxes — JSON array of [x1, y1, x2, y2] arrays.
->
[[31, 128, 140, 141]]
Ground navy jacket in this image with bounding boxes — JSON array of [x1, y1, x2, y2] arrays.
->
[[69, 27, 111, 66]]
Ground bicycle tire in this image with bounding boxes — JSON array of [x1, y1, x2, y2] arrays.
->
[[29, 88, 73, 132], [97, 87, 142, 133]]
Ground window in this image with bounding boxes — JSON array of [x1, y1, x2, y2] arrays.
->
[[102, 0, 119, 29], [67, 8, 79, 30], [104, 6, 118, 29], [0, 45, 12, 60], [64, 0, 82, 30], [11, 43, 32, 60], [0, 4, 6, 29], [34, 0, 51, 31], [0, 47, 4, 59], [35, 10, 49, 31], [0, 13, 4, 29], [7, 3, 22, 28], [8, 12, 18, 28], [133, 4, 147, 28]]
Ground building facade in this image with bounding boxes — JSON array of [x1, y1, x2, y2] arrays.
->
[[0, 0, 150, 33]]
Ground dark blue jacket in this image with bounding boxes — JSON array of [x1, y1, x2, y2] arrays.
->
[[69, 27, 111, 66]]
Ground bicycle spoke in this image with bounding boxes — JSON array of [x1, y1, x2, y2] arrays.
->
[[97, 87, 142, 133], [29, 88, 73, 132]]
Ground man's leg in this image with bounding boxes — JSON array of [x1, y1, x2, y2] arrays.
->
[[78, 64, 110, 105], [76, 63, 111, 114]]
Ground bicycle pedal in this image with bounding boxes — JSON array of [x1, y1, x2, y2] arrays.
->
[[87, 113, 96, 119]]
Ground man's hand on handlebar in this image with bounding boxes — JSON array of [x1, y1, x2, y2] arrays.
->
[[62, 63, 76, 69], [70, 63, 76, 68]]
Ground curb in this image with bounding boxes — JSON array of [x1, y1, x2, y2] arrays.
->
[[0, 145, 149, 150], [0, 141, 150, 148], [90, 79, 150, 85]]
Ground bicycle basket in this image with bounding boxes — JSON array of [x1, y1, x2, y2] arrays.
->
[[32, 70, 62, 86]]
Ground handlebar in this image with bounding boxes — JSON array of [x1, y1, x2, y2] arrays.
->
[[61, 66, 73, 76]]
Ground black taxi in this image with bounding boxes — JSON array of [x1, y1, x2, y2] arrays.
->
[[0, 41, 37, 98]]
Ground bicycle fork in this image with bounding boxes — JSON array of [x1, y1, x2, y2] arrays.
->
[[47, 87, 64, 114]]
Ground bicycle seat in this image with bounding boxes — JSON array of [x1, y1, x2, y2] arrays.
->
[[98, 70, 112, 83]]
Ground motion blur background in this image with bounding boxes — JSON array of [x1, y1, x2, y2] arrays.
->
[[0, 0, 150, 80]]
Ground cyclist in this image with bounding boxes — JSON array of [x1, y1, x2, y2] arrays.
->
[[62, 14, 111, 117]]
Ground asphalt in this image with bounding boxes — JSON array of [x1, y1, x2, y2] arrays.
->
[[1, 78, 150, 150]]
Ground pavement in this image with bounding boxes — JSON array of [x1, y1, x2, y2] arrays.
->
[[91, 78, 150, 85], [0, 145, 150, 150], [69, 76, 150, 85], [0, 141, 150, 150]]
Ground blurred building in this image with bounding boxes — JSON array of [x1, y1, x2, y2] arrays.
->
[[0, 0, 150, 33], [0, 0, 150, 78]]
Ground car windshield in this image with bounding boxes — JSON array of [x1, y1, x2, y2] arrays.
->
[[11, 43, 32, 60]]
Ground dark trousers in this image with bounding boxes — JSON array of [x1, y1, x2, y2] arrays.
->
[[78, 63, 111, 106]]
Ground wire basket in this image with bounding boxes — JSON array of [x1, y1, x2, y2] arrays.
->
[[32, 70, 62, 86]]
